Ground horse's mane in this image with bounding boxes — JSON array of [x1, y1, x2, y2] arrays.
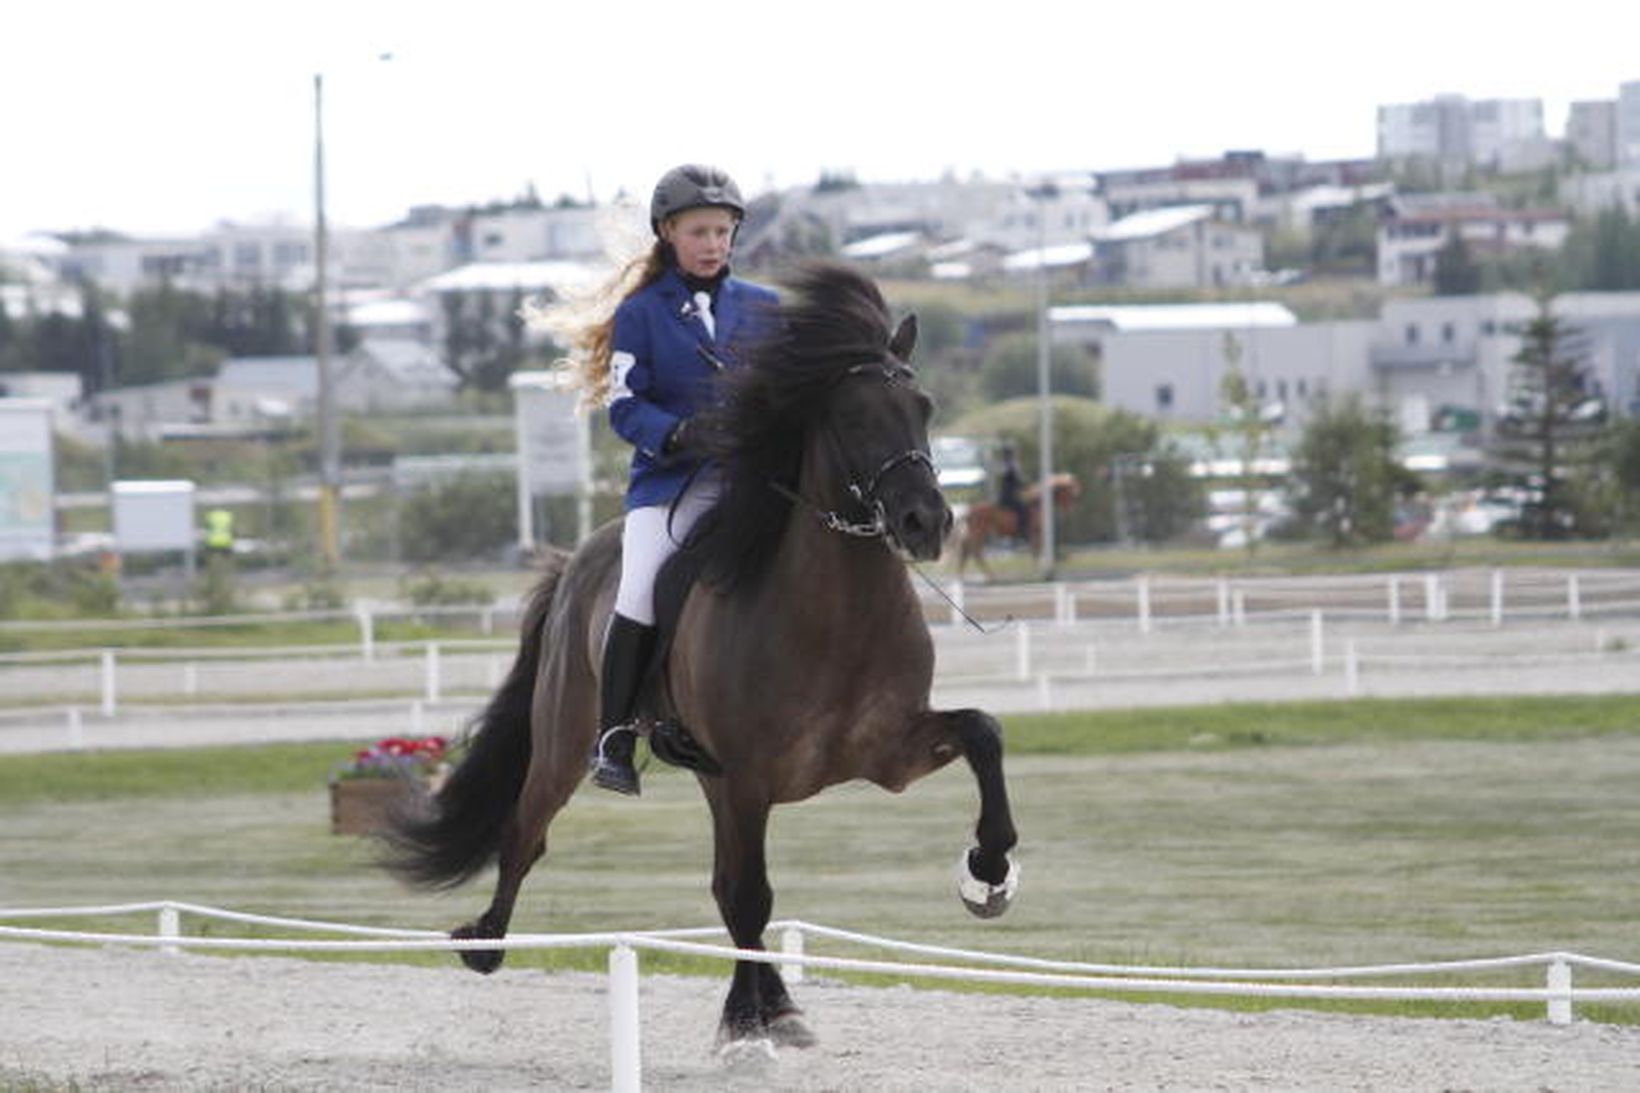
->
[[687, 261, 898, 590]]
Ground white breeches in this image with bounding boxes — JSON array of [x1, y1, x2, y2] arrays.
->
[[614, 475, 719, 625]]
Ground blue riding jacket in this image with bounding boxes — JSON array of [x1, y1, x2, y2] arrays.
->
[[609, 267, 779, 510]]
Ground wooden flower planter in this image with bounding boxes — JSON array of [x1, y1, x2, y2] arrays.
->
[[329, 778, 417, 836]]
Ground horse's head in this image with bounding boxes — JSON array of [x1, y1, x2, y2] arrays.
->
[[693, 262, 955, 586], [818, 313, 952, 560]]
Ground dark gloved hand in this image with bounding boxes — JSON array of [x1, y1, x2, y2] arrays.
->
[[663, 418, 696, 458]]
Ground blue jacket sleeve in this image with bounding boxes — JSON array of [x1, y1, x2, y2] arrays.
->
[[607, 300, 682, 458]]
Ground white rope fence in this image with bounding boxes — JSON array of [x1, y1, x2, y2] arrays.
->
[[2, 901, 1637, 1093]]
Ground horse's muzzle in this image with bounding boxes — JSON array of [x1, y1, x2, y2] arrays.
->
[[890, 494, 951, 561]]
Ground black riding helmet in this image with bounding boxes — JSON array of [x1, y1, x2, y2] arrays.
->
[[650, 164, 746, 235]]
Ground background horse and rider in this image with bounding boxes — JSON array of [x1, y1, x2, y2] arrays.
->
[[951, 471, 1081, 580], [384, 263, 1018, 1052]]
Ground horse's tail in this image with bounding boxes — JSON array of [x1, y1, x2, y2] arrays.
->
[[382, 553, 566, 890]]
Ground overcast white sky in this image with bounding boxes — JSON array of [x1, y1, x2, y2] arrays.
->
[[4, 1, 1637, 241]]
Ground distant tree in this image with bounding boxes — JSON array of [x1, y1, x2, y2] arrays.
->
[[1287, 394, 1413, 547], [978, 332, 1097, 402], [1606, 419, 1640, 533], [0, 298, 21, 373], [1485, 297, 1605, 538], [1308, 203, 1379, 276], [1589, 206, 1640, 290], [1614, 419, 1640, 498], [1111, 443, 1203, 544], [399, 472, 517, 562], [813, 170, 860, 193], [122, 282, 221, 384], [1558, 206, 1640, 292], [1207, 334, 1281, 554], [1433, 231, 1482, 295]]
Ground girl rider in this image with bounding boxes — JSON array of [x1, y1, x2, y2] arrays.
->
[[555, 164, 778, 796]]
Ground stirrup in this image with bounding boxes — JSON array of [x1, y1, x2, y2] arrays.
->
[[590, 726, 641, 796]]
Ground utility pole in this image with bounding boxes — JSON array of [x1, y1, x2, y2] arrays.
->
[[313, 72, 340, 567], [1032, 185, 1057, 579]]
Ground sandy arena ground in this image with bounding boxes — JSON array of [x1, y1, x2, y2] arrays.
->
[[2, 941, 1637, 1091]]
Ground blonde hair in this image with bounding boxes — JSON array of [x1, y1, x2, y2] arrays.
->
[[525, 240, 668, 410]]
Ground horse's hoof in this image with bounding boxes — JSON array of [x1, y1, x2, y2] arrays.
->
[[766, 1012, 817, 1049], [716, 1036, 778, 1070], [957, 847, 1020, 919], [451, 923, 505, 974]]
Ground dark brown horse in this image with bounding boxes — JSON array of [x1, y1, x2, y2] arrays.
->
[[384, 263, 1019, 1051], [952, 472, 1081, 580]]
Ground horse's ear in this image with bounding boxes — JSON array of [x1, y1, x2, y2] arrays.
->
[[890, 313, 918, 362]]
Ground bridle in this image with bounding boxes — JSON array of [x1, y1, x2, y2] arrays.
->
[[766, 354, 1009, 634], [769, 358, 935, 544]]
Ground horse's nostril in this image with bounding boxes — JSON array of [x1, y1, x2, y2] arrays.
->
[[902, 510, 925, 535]]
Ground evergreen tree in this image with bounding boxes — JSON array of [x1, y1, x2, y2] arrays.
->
[[1287, 394, 1411, 547], [1485, 298, 1604, 538]]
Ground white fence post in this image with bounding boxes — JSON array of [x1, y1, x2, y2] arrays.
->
[[481, 605, 494, 636], [781, 926, 806, 984], [1343, 641, 1359, 697], [1567, 574, 1582, 622], [1490, 569, 1504, 628], [425, 642, 442, 703], [66, 707, 84, 749], [1232, 589, 1246, 627], [949, 579, 965, 630], [1387, 575, 1401, 626], [1424, 574, 1441, 623], [182, 661, 198, 697], [1015, 623, 1031, 681], [100, 648, 117, 718], [356, 607, 375, 662], [1055, 582, 1074, 626], [486, 655, 503, 689], [410, 699, 425, 737], [1310, 610, 1325, 676], [158, 904, 181, 957], [609, 943, 642, 1093], [1136, 577, 1152, 633], [1036, 673, 1053, 710], [1546, 958, 1573, 1026], [1216, 578, 1230, 627]]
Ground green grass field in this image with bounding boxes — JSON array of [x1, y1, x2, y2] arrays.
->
[[3, 696, 1638, 1023]]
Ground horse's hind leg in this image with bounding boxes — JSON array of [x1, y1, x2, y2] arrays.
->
[[454, 763, 574, 974]]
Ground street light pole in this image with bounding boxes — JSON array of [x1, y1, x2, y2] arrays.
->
[[1033, 189, 1057, 579], [313, 72, 340, 567]]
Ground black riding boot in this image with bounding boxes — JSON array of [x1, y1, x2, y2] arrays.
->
[[590, 614, 656, 796]]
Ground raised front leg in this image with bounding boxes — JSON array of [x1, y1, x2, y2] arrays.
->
[[949, 708, 1020, 917]]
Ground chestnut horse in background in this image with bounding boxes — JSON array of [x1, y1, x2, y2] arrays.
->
[[952, 472, 1080, 579]]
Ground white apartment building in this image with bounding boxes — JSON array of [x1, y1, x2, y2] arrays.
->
[[1377, 95, 1545, 170], [1619, 80, 1640, 167], [1567, 100, 1618, 170]]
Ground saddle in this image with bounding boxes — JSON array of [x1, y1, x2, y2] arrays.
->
[[631, 536, 722, 776]]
